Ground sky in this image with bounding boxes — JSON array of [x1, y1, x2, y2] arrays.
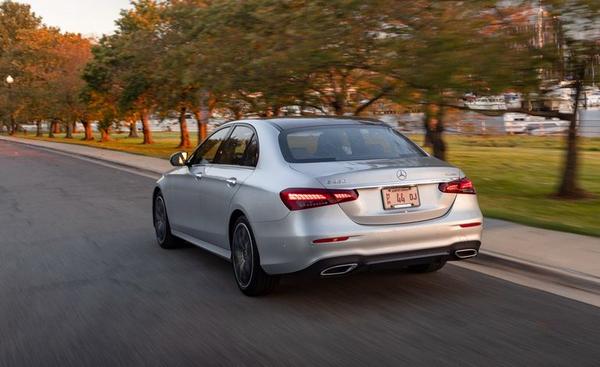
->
[[20, 0, 131, 36]]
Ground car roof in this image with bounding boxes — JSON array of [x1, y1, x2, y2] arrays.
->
[[243, 116, 386, 131]]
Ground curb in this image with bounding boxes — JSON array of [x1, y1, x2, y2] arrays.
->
[[474, 251, 600, 295], [0, 135, 165, 178], [3, 134, 599, 295]]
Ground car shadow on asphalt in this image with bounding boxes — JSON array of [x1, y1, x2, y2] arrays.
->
[[171, 239, 476, 305]]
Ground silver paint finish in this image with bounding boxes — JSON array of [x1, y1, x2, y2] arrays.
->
[[156, 118, 483, 274]]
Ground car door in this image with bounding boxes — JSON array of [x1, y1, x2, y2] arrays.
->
[[165, 126, 232, 238], [197, 125, 259, 249]]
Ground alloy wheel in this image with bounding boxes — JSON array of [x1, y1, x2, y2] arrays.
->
[[232, 223, 254, 288], [154, 196, 167, 243]]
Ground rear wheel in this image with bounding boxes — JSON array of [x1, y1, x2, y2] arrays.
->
[[231, 216, 279, 296], [153, 192, 179, 249], [407, 258, 447, 273]]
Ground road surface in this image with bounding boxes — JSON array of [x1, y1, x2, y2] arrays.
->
[[1, 140, 599, 367]]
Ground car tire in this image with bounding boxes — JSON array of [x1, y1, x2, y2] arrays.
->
[[407, 259, 447, 273], [153, 191, 179, 249], [231, 216, 279, 296]]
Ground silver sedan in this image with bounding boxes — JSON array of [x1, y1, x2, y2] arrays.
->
[[153, 118, 483, 296]]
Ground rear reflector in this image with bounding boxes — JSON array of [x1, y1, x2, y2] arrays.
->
[[459, 222, 482, 228], [280, 188, 359, 211], [313, 236, 350, 244], [439, 177, 476, 194]]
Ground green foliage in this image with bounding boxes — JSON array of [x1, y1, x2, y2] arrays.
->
[[17, 130, 600, 236], [0, 0, 41, 53]]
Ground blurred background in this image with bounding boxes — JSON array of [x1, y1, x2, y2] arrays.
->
[[0, 0, 599, 236]]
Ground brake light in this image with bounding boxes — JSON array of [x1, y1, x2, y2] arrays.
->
[[439, 178, 476, 194], [280, 188, 359, 211]]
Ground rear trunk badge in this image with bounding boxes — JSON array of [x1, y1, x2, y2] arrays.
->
[[396, 170, 407, 180]]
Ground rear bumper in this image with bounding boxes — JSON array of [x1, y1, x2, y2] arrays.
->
[[252, 194, 483, 275], [295, 240, 481, 277]]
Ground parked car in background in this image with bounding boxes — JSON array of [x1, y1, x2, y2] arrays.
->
[[504, 113, 569, 135], [528, 121, 569, 135]]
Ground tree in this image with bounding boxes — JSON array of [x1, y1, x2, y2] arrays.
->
[[14, 28, 91, 138], [0, 0, 42, 133], [452, 0, 599, 199], [544, 0, 600, 198], [376, 0, 543, 161], [82, 35, 124, 142], [111, 0, 169, 145]]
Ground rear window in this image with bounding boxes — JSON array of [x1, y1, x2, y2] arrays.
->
[[280, 125, 425, 163]]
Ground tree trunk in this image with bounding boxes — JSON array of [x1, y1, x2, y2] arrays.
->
[[556, 77, 586, 199], [178, 106, 191, 148], [423, 104, 433, 148], [65, 121, 73, 139], [333, 95, 345, 116], [53, 122, 61, 134], [140, 109, 153, 144], [72, 121, 78, 134], [100, 128, 111, 142], [36, 120, 42, 137], [48, 121, 55, 138], [8, 122, 15, 136], [82, 120, 94, 141], [195, 92, 215, 143], [229, 100, 243, 120], [271, 106, 281, 117], [128, 119, 139, 138], [193, 109, 207, 143], [431, 105, 447, 161]]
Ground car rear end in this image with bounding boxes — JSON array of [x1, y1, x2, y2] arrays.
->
[[252, 121, 483, 276]]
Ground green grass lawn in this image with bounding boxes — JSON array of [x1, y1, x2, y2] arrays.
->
[[446, 145, 600, 236], [11, 131, 600, 237]]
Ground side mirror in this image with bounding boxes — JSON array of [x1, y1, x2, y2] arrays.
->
[[169, 151, 189, 167]]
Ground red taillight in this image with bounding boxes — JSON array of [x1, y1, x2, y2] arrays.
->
[[280, 188, 359, 211], [459, 222, 482, 228], [313, 236, 350, 244], [439, 178, 476, 194]]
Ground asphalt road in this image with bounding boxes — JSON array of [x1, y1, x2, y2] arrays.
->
[[1, 140, 599, 367]]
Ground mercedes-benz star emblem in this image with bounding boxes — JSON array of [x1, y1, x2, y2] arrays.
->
[[397, 170, 407, 180]]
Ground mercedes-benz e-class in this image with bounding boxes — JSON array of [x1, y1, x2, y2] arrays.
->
[[153, 118, 483, 295]]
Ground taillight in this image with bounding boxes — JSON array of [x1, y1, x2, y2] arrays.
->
[[439, 178, 476, 194], [280, 188, 359, 211]]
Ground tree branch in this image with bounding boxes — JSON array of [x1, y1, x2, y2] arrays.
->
[[353, 86, 394, 115]]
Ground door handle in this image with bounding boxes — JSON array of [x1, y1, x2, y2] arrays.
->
[[226, 177, 237, 186], [194, 172, 203, 180]]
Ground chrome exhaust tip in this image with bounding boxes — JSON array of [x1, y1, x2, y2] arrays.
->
[[320, 263, 358, 277], [454, 249, 478, 259]]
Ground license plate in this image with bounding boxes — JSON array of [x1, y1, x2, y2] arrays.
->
[[382, 186, 420, 210]]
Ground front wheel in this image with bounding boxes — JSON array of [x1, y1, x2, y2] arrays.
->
[[231, 216, 279, 296]]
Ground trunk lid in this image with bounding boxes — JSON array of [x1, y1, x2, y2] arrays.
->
[[290, 157, 461, 225]]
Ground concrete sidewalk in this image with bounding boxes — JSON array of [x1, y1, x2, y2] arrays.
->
[[0, 135, 171, 175], [2, 135, 599, 286], [482, 218, 600, 283]]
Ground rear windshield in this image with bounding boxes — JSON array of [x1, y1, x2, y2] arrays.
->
[[280, 125, 425, 163]]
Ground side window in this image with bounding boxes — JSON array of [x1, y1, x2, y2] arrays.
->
[[215, 126, 257, 166], [241, 135, 259, 167], [189, 127, 231, 165]]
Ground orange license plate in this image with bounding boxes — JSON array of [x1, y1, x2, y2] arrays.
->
[[382, 186, 420, 210]]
